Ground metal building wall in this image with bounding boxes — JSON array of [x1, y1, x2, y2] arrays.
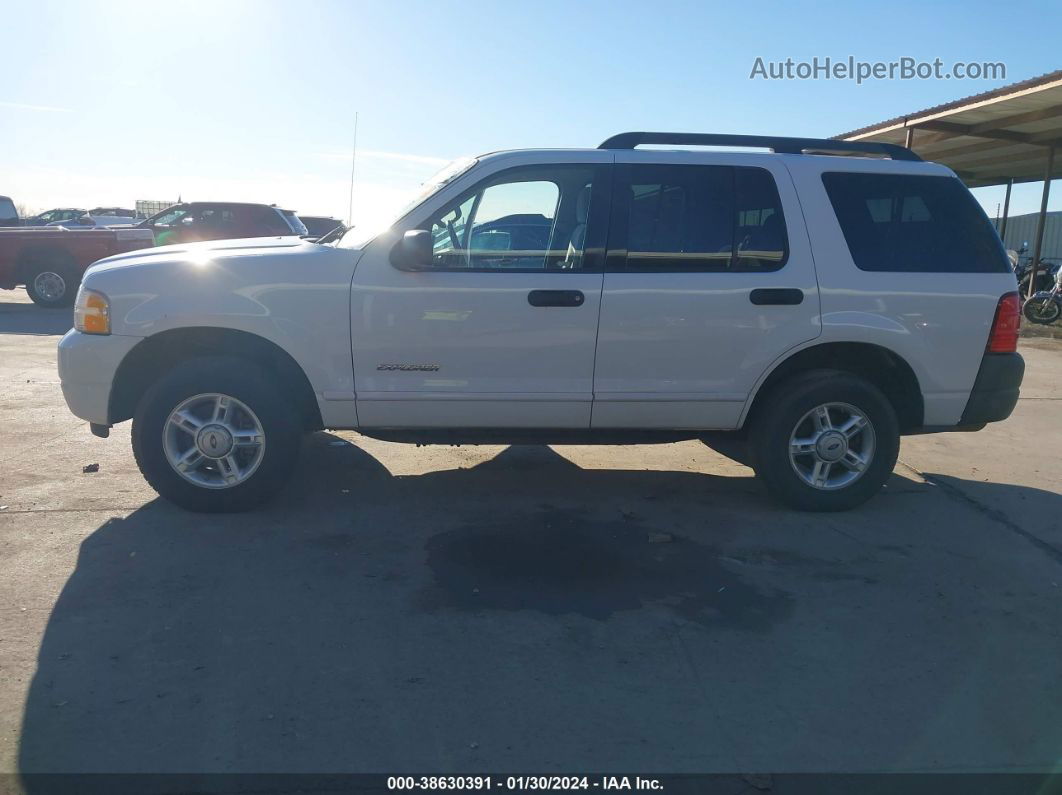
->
[[999, 211, 1062, 260]]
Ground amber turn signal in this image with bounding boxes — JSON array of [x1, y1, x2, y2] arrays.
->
[[74, 288, 111, 335]]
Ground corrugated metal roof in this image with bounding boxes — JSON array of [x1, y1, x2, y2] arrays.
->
[[836, 70, 1062, 139], [835, 70, 1062, 187]]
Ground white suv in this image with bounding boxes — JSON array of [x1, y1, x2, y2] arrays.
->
[[57, 133, 1025, 513]]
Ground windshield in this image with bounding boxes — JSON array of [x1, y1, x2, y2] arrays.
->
[[145, 205, 188, 226], [338, 156, 477, 249]]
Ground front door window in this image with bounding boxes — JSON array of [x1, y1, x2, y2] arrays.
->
[[423, 166, 597, 271]]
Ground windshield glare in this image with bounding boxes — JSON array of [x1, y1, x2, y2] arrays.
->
[[338, 156, 477, 249], [147, 206, 188, 226]]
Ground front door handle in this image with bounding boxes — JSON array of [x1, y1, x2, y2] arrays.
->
[[749, 288, 804, 306], [528, 289, 585, 307]]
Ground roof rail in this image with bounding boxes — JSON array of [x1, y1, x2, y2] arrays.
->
[[598, 132, 922, 161]]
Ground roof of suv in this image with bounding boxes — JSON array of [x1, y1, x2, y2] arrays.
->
[[474, 132, 954, 178], [171, 201, 287, 209], [596, 132, 921, 159]]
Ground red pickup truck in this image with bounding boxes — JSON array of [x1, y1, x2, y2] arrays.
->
[[0, 226, 155, 307]]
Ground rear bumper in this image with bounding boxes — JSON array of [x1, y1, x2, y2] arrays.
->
[[57, 330, 139, 426], [959, 352, 1025, 425]]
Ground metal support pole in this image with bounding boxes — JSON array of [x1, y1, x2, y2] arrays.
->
[[1000, 178, 1013, 240], [904, 127, 915, 150], [1029, 146, 1055, 299]]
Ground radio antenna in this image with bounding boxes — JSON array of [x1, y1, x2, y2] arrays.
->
[[347, 112, 359, 227]]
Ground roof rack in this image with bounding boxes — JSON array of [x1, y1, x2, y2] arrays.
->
[[598, 132, 922, 161]]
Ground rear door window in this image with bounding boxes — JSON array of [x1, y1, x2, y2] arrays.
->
[[821, 172, 1009, 273], [625, 165, 732, 271], [249, 206, 291, 236], [197, 208, 237, 229], [611, 164, 788, 272]]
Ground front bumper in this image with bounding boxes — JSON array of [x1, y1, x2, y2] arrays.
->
[[57, 330, 140, 426], [959, 352, 1025, 425]]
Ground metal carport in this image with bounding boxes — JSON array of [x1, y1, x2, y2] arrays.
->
[[835, 69, 1062, 296]]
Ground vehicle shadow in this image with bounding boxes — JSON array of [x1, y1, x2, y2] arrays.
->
[[0, 301, 72, 336], [16, 435, 1062, 783]]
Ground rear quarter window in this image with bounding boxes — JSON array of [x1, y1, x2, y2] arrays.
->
[[822, 172, 1009, 273]]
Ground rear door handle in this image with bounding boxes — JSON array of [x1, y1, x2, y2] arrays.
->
[[749, 288, 804, 306], [528, 289, 585, 307]]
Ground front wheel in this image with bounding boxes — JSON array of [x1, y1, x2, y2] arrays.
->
[[132, 357, 302, 512], [750, 370, 900, 511], [1023, 295, 1061, 325]]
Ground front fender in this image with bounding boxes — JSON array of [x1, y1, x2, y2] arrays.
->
[[82, 243, 359, 424]]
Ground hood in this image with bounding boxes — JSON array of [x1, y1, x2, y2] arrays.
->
[[88, 236, 314, 274], [80, 235, 363, 338]]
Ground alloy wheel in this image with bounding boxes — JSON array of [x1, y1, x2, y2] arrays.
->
[[788, 402, 876, 491], [162, 393, 266, 489]]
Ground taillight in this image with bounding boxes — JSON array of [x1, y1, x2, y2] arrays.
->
[[987, 292, 1020, 353]]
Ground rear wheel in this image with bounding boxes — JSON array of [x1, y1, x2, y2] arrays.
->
[[750, 370, 899, 511], [25, 256, 77, 308], [1023, 295, 1061, 325], [132, 357, 301, 512]]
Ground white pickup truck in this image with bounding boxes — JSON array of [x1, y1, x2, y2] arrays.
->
[[58, 133, 1024, 513]]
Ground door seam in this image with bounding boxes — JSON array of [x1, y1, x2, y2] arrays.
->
[[588, 154, 616, 429]]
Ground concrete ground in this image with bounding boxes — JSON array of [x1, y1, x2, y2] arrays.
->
[[0, 291, 1060, 778]]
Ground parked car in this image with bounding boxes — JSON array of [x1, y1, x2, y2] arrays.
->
[[88, 207, 139, 219], [0, 225, 155, 306], [23, 208, 86, 227], [48, 214, 139, 228], [0, 196, 18, 227], [58, 132, 1024, 513], [138, 202, 307, 245], [299, 216, 346, 240]]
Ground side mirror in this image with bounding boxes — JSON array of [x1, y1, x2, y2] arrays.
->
[[390, 229, 433, 270]]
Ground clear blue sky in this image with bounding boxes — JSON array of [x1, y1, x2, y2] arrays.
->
[[2, 0, 1060, 226]]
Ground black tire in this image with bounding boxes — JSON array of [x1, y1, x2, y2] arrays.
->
[[24, 255, 78, 308], [1023, 296, 1061, 325], [132, 356, 301, 512], [750, 370, 899, 512]]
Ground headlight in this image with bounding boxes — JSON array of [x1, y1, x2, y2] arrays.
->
[[74, 287, 111, 335]]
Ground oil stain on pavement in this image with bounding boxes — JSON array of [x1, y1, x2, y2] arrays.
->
[[423, 507, 793, 630]]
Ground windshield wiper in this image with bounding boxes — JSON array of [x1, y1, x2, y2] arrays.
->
[[315, 223, 348, 245]]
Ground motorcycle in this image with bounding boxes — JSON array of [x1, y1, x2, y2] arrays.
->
[[1023, 263, 1062, 325], [1014, 258, 1059, 296]]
